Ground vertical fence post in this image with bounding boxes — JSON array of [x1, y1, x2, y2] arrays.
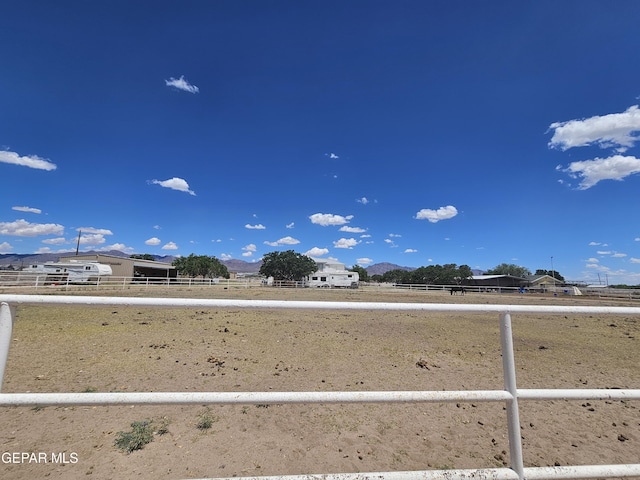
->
[[500, 311, 524, 479], [0, 302, 14, 392]]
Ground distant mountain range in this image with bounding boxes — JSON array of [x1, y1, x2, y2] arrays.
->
[[0, 250, 412, 275]]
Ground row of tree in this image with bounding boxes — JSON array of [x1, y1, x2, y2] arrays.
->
[[138, 251, 565, 284]]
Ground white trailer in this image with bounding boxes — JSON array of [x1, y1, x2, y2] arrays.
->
[[306, 270, 359, 289], [27, 261, 112, 284]]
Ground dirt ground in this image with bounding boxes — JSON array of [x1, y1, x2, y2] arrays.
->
[[0, 287, 638, 479]]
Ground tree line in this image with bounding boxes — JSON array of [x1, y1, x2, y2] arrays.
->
[[133, 252, 565, 284]]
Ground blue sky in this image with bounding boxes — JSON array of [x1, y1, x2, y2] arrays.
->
[[2, 1, 640, 284]]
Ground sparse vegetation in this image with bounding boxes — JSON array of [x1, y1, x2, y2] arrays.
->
[[114, 419, 155, 453], [196, 409, 218, 430]]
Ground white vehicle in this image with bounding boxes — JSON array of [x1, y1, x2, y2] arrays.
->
[[306, 270, 359, 288], [27, 261, 112, 283]]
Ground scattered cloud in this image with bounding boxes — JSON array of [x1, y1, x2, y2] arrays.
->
[[0, 242, 12, 253], [559, 155, 640, 189], [162, 241, 178, 250], [0, 219, 64, 237], [356, 257, 373, 265], [612, 252, 627, 258], [245, 224, 266, 230], [0, 149, 57, 171], [77, 227, 113, 235], [286, 222, 295, 229], [153, 225, 161, 230], [339, 226, 366, 233], [12, 206, 41, 214], [309, 213, 353, 226], [220, 253, 232, 261], [548, 105, 640, 152], [100, 243, 134, 253], [264, 236, 300, 247], [165, 75, 199, 94], [79, 233, 107, 245], [404, 248, 418, 253], [42, 237, 67, 245], [150, 177, 196, 195], [415, 205, 458, 223], [384, 238, 398, 248], [597, 250, 612, 255], [145, 237, 161, 246], [305, 247, 329, 257], [242, 243, 257, 257], [630, 257, 640, 264], [325, 153, 339, 159], [356, 197, 369, 204], [389, 233, 402, 238], [333, 237, 359, 249]]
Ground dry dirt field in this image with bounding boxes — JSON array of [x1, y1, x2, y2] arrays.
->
[[0, 287, 638, 479]]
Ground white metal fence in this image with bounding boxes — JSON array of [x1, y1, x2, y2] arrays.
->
[[1, 294, 639, 480]]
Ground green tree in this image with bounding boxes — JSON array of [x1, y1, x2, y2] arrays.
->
[[381, 269, 411, 284], [130, 254, 156, 261], [172, 254, 229, 279], [535, 269, 565, 283], [486, 263, 531, 278], [349, 264, 369, 282], [259, 250, 317, 281]]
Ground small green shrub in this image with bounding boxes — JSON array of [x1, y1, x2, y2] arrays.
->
[[196, 410, 217, 430], [114, 419, 154, 453]]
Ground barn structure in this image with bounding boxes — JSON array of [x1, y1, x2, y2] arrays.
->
[[59, 253, 176, 280]]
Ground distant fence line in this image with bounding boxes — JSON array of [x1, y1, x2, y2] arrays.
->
[[0, 272, 638, 300]]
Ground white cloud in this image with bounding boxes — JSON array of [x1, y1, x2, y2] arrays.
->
[[630, 257, 640, 264], [264, 236, 300, 247], [305, 247, 329, 257], [333, 237, 359, 249], [286, 222, 295, 229], [548, 105, 640, 152], [243, 243, 257, 251], [0, 150, 57, 171], [356, 257, 373, 265], [165, 75, 199, 94], [416, 205, 458, 223], [405, 248, 418, 253], [150, 177, 196, 195], [153, 225, 161, 230], [356, 197, 369, 204], [339, 226, 366, 233], [245, 224, 266, 230], [42, 237, 67, 245], [560, 155, 640, 189], [309, 213, 353, 226], [79, 233, 106, 245], [145, 237, 161, 246], [220, 253, 232, 261], [597, 251, 611, 255], [0, 219, 64, 237], [78, 227, 113, 235], [0, 241, 12, 253], [101, 243, 134, 253], [162, 242, 178, 250], [12, 206, 41, 214], [389, 233, 402, 238], [326, 153, 339, 159]]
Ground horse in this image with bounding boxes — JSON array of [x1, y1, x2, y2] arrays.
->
[[450, 286, 465, 295]]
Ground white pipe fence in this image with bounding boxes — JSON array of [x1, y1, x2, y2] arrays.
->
[[0, 294, 639, 480]]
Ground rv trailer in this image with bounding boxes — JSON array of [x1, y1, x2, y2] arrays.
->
[[27, 261, 113, 284], [306, 270, 359, 288]]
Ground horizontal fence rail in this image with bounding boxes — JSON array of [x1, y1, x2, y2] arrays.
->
[[0, 295, 639, 480]]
